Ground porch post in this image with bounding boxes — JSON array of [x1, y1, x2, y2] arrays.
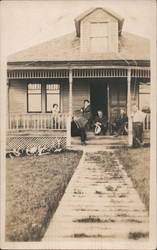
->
[[7, 79, 9, 129], [127, 68, 133, 146], [66, 68, 73, 147], [107, 82, 110, 120], [41, 82, 46, 113]]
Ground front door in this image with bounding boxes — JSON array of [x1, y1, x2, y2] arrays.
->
[[109, 79, 127, 122], [90, 81, 108, 119]]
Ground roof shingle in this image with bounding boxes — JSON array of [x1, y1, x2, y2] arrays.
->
[[8, 31, 150, 63]]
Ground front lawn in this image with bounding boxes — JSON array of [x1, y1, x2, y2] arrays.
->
[[116, 147, 150, 211], [6, 150, 83, 241]]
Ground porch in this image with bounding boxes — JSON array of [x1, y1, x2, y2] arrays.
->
[[7, 66, 151, 150], [7, 111, 150, 151]]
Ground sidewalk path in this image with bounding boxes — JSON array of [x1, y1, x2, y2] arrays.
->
[[42, 148, 149, 243]]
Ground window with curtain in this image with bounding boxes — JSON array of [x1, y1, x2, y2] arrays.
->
[[27, 83, 41, 112], [90, 22, 109, 53], [46, 84, 60, 112]]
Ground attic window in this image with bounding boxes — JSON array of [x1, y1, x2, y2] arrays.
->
[[89, 22, 109, 53]]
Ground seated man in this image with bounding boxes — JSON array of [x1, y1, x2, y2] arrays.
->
[[93, 110, 107, 135], [113, 109, 128, 137], [71, 112, 88, 145]]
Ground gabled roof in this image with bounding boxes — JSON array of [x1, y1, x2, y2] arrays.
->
[[7, 31, 150, 66], [74, 7, 124, 37]]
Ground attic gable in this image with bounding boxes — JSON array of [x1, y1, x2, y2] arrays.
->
[[75, 7, 124, 37], [77, 8, 123, 53]]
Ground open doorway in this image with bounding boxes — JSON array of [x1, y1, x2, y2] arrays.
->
[[90, 81, 108, 119]]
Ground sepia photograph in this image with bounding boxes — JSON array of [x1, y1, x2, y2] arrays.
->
[[0, 0, 156, 249]]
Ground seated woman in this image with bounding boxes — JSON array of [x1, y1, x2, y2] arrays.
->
[[93, 110, 107, 135], [51, 103, 59, 114], [71, 111, 88, 145], [112, 109, 128, 137]]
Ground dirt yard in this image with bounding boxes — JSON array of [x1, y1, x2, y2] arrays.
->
[[6, 150, 83, 241]]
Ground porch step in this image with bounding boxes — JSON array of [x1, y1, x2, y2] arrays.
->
[[71, 135, 128, 147]]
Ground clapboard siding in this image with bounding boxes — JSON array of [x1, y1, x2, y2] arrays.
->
[[131, 81, 139, 105], [61, 79, 90, 113], [109, 79, 127, 120], [8, 79, 138, 116], [61, 80, 69, 113], [9, 80, 27, 113], [73, 79, 90, 111]]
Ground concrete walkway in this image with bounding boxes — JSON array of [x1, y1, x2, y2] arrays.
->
[[42, 147, 149, 244]]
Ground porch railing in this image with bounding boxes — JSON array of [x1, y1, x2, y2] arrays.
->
[[8, 113, 68, 131], [8, 112, 150, 133]]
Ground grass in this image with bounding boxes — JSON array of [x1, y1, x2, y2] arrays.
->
[[6, 150, 83, 241], [115, 147, 150, 211]]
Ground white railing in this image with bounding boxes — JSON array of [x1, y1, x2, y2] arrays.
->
[[8, 112, 150, 132], [8, 113, 68, 131]]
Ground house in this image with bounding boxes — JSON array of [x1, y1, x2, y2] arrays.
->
[[7, 7, 150, 149]]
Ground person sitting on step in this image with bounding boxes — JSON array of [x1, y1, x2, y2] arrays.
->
[[113, 108, 128, 137], [93, 110, 108, 136]]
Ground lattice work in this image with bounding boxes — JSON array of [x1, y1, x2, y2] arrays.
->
[[7, 136, 66, 151]]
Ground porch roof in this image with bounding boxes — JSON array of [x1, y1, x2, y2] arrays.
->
[[8, 31, 150, 67]]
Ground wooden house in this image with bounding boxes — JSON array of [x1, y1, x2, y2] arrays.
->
[[7, 7, 150, 149]]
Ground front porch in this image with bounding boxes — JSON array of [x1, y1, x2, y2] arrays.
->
[[7, 66, 151, 150], [7, 111, 150, 151]]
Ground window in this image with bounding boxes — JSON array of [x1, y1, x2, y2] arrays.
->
[[90, 37, 108, 53], [46, 84, 60, 112], [90, 22, 109, 53], [27, 83, 41, 112], [139, 84, 150, 110], [90, 22, 108, 37]]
